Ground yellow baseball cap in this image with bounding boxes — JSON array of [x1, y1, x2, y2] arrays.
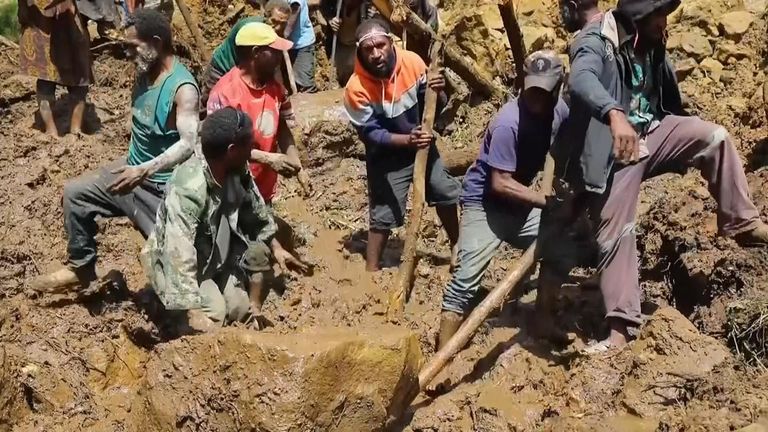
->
[[235, 22, 293, 51]]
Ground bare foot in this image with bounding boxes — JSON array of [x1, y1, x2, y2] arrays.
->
[[530, 314, 574, 347]]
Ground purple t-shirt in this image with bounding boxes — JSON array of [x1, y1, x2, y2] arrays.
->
[[461, 97, 569, 207]]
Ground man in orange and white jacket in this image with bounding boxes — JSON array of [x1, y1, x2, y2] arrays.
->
[[344, 18, 460, 272]]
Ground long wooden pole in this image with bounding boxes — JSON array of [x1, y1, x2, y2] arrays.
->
[[417, 156, 556, 390], [386, 41, 444, 320], [330, 0, 343, 63], [370, 0, 506, 100], [283, 50, 299, 95], [174, 0, 210, 61], [498, 0, 527, 90]]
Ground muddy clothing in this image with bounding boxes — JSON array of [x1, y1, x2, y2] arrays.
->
[[207, 68, 295, 203], [367, 143, 460, 229], [541, 116, 760, 325], [344, 47, 459, 230], [64, 160, 165, 269], [127, 58, 198, 184], [442, 205, 539, 314], [142, 157, 277, 312], [442, 98, 568, 315], [64, 65, 196, 270], [558, 9, 683, 193], [18, 0, 93, 88]]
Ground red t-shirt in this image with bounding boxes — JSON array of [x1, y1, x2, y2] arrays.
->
[[207, 68, 294, 202]]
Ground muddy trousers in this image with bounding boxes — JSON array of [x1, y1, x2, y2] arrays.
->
[[441, 205, 540, 315], [64, 159, 165, 269], [588, 115, 759, 325]]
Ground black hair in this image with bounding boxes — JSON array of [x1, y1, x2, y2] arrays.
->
[[265, 0, 290, 14], [355, 17, 391, 41], [576, 0, 598, 8], [127, 9, 173, 52], [201, 108, 253, 159]]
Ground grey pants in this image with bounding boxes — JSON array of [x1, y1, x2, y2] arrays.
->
[[64, 159, 165, 269], [289, 45, 317, 92], [542, 115, 760, 325], [442, 205, 540, 315]]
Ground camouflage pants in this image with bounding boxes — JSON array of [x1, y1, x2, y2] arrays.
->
[[199, 240, 273, 324]]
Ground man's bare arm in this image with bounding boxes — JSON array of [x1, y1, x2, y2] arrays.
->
[[490, 169, 547, 208], [277, 116, 301, 165], [136, 84, 200, 175], [107, 84, 199, 195], [284, 2, 300, 38]]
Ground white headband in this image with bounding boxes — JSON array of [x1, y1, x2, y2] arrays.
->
[[356, 30, 392, 46]]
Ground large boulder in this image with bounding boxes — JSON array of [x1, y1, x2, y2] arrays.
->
[[130, 326, 423, 432]]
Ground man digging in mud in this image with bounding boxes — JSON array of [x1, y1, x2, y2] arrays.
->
[[437, 51, 569, 350], [537, 0, 768, 353], [344, 18, 461, 272], [29, 9, 199, 293], [142, 107, 306, 332], [207, 21, 311, 203]]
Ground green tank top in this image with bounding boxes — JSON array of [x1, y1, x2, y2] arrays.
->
[[127, 57, 198, 183]]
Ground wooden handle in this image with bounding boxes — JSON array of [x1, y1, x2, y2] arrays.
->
[[283, 50, 299, 95], [331, 0, 343, 62], [417, 157, 556, 390], [386, 40, 444, 320], [174, 0, 210, 61]]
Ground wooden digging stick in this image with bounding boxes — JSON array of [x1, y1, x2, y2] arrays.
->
[[386, 40, 444, 320], [283, 50, 299, 94], [498, 0, 527, 91], [331, 0, 343, 63], [175, 0, 210, 61], [417, 155, 556, 391]]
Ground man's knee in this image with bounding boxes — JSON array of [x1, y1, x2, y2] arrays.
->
[[199, 280, 226, 323], [63, 177, 91, 207]]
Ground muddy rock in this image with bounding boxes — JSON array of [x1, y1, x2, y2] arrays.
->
[[131, 326, 423, 432], [521, 26, 558, 52], [675, 58, 699, 81], [621, 307, 731, 418], [667, 30, 713, 60], [715, 40, 752, 63], [719, 11, 755, 39], [700, 57, 725, 81]]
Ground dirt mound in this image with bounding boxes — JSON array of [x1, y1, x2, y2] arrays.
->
[[132, 326, 423, 431]]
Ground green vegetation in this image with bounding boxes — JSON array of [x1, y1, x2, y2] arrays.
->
[[0, 0, 20, 41]]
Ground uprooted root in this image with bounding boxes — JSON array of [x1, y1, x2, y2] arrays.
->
[[727, 297, 768, 370]]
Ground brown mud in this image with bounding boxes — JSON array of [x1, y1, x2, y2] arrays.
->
[[2, 0, 768, 429]]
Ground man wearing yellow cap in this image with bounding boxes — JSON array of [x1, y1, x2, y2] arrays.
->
[[207, 22, 306, 206]]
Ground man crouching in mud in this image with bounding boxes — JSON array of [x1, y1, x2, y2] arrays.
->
[[141, 108, 306, 333], [536, 0, 768, 353]]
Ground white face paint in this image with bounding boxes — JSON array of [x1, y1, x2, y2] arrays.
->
[[134, 45, 159, 75]]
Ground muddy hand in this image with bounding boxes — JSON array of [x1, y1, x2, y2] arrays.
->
[[427, 69, 446, 92], [408, 126, 433, 149], [269, 154, 301, 177], [298, 169, 313, 197], [607, 109, 639, 164], [108, 165, 149, 195], [274, 248, 309, 274], [329, 17, 341, 32]]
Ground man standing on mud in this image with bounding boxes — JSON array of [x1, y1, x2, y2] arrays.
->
[[142, 108, 305, 332], [324, 0, 371, 86], [18, 0, 92, 137], [30, 9, 200, 293], [537, 0, 768, 352], [437, 51, 569, 349], [344, 18, 460, 272], [207, 21, 310, 204]]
